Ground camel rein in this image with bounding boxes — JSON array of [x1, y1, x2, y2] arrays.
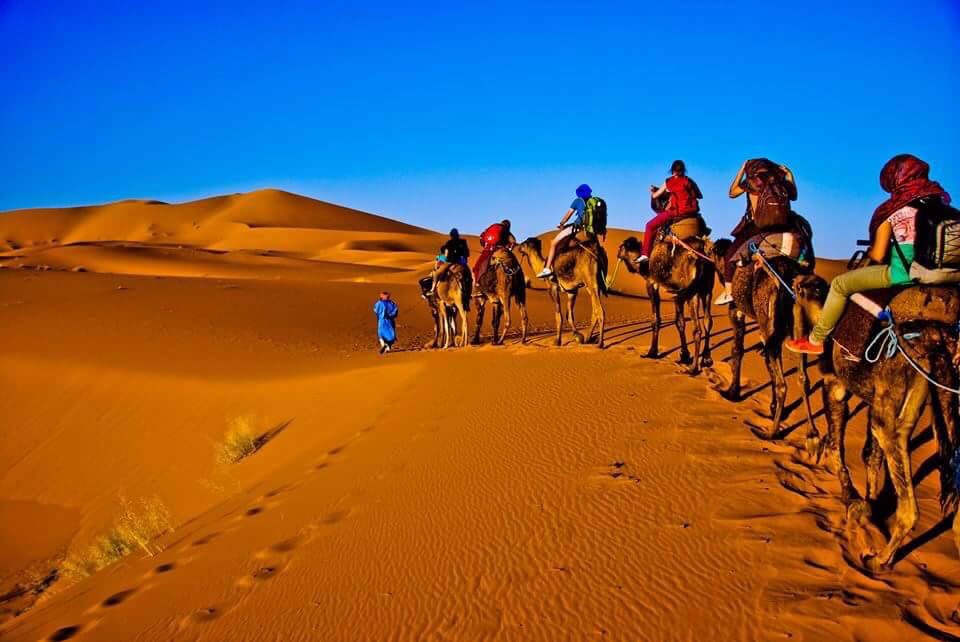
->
[[749, 242, 797, 300], [667, 234, 714, 264], [866, 319, 960, 395]]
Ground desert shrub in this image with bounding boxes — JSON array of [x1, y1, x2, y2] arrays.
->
[[60, 497, 172, 582], [215, 416, 259, 464]]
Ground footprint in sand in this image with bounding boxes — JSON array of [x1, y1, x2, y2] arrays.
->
[[154, 562, 176, 574], [48, 625, 81, 641], [101, 588, 138, 608]]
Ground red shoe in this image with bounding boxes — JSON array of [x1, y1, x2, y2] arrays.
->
[[785, 337, 824, 356]]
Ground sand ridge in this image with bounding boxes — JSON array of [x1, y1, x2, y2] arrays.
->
[[1, 191, 958, 641]]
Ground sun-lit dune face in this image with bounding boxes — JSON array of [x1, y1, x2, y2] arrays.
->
[[0, 192, 956, 642]]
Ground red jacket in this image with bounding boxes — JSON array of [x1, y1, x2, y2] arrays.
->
[[481, 223, 507, 248]]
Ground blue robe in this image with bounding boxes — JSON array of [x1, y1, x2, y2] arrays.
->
[[374, 299, 399, 345]]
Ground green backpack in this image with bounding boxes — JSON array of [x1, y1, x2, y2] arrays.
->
[[582, 196, 608, 236]]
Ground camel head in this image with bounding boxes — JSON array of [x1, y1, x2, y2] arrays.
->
[[792, 274, 829, 337], [617, 236, 643, 274], [709, 238, 732, 285]]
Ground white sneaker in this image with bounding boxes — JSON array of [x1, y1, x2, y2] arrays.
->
[[536, 267, 553, 278], [714, 292, 734, 306]]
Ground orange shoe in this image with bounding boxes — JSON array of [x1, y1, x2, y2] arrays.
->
[[785, 337, 824, 356]]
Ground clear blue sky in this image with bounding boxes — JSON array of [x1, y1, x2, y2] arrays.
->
[[2, 0, 958, 256]]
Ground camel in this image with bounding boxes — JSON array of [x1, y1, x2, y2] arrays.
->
[[617, 228, 716, 374], [708, 239, 812, 438], [472, 247, 528, 345], [793, 276, 960, 571], [417, 263, 469, 348], [517, 236, 607, 348]]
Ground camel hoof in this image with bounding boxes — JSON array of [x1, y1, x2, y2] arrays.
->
[[643, 349, 659, 360], [718, 387, 741, 402], [596, 341, 604, 350], [847, 499, 872, 526], [749, 424, 781, 441], [805, 432, 824, 463], [700, 356, 714, 368], [573, 333, 585, 345], [677, 353, 693, 366], [861, 552, 890, 574], [555, 339, 562, 347]]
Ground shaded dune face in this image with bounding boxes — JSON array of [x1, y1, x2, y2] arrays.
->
[[0, 191, 953, 642]]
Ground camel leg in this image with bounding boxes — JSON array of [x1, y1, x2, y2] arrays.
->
[[551, 287, 563, 346], [674, 297, 693, 366], [699, 290, 714, 368], [821, 373, 869, 524], [865, 374, 928, 571], [497, 299, 512, 345], [720, 308, 746, 401], [586, 286, 605, 349], [428, 306, 440, 349], [567, 291, 584, 344], [760, 337, 788, 438], [862, 413, 887, 502], [472, 300, 485, 345], [519, 302, 529, 344], [688, 296, 704, 375], [457, 304, 469, 348], [645, 282, 661, 359], [491, 303, 502, 344], [929, 352, 960, 512]]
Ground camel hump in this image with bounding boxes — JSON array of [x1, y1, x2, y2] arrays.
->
[[889, 285, 960, 325]]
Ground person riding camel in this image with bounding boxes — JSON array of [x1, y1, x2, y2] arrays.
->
[[716, 158, 798, 305], [430, 228, 472, 307], [537, 184, 592, 278], [785, 154, 952, 356], [636, 160, 703, 267], [473, 219, 516, 285]]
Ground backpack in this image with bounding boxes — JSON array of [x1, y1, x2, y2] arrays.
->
[[746, 162, 792, 229], [583, 196, 607, 236], [666, 176, 699, 216], [903, 197, 960, 284]]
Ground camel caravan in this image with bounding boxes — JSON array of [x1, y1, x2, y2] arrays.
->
[[417, 155, 960, 571]]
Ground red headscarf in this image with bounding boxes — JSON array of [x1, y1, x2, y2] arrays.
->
[[869, 154, 950, 238]]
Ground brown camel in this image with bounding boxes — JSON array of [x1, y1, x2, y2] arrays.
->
[[517, 236, 607, 348], [472, 247, 528, 345], [710, 241, 808, 438], [793, 276, 960, 571], [417, 264, 469, 348], [617, 231, 716, 374]]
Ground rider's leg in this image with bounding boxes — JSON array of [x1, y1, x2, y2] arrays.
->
[[641, 211, 676, 259], [786, 264, 891, 355], [539, 227, 573, 277]]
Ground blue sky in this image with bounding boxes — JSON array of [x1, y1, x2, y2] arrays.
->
[[2, 0, 958, 256]]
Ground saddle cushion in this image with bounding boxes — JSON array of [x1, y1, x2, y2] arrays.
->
[[739, 231, 808, 264], [665, 215, 704, 241], [833, 289, 898, 359]]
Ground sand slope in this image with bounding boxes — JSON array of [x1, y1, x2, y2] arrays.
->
[[1, 192, 958, 641]]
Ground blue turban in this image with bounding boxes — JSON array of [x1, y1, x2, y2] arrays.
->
[[576, 184, 592, 199]]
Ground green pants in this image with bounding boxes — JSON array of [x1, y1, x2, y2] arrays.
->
[[811, 265, 892, 343]]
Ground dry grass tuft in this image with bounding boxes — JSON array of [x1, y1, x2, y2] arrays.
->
[[60, 497, 172, 582], [215, 416, 259, 464]]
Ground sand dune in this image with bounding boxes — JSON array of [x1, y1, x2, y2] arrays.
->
[[1, 192, 957, 641]]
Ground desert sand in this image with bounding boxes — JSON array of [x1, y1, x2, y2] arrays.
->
[[1, 190, 958, 641]]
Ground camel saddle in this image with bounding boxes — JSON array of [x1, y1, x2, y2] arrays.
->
[[663, 215, 708, 242], [833, 285, 960, 359]]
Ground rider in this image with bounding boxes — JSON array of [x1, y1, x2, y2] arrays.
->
[[537, 184, 591, 278], [473, 219, 516, 284], [430, 228, 472, 307], [785, 154, 951, 356], [636, 160, 703, 266], [715, 159, 798, 305]]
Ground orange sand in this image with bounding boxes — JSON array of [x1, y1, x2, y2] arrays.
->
[[1, 191, 957, 641]]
